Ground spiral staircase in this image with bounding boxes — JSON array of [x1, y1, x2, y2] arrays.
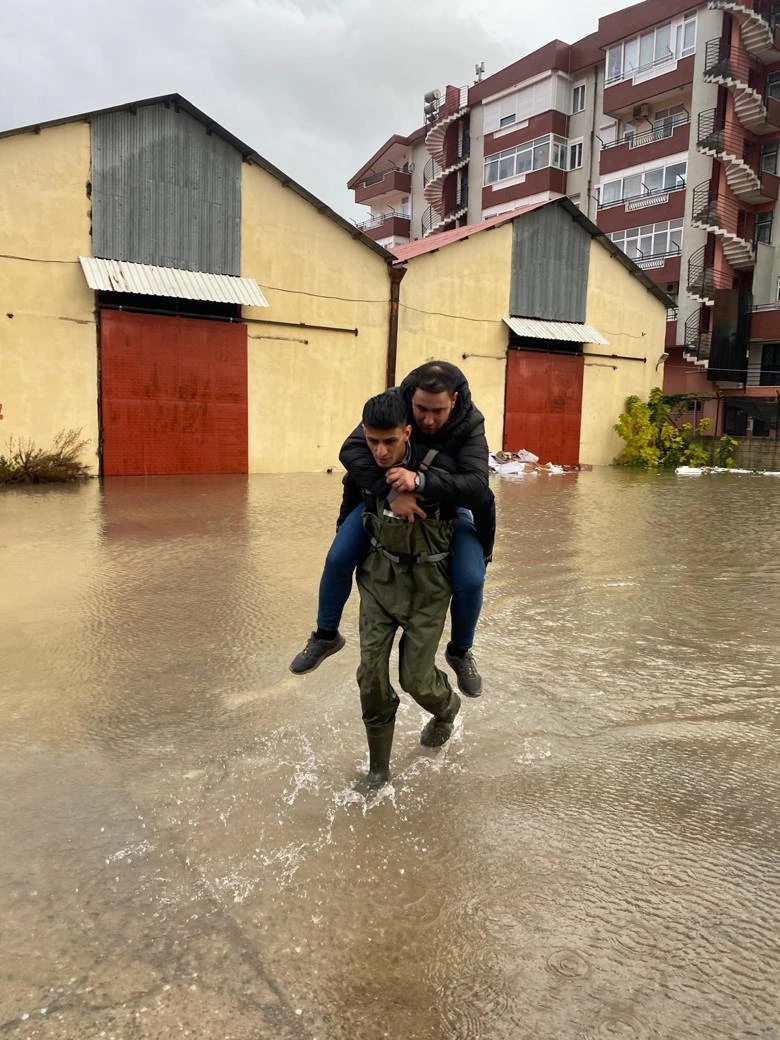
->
[[421, 86, 470, 237], [707, 0, 780, 64]]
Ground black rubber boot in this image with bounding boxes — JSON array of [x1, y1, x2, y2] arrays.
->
[[355, 722, 395, 796], [420, 692, 461, 748]]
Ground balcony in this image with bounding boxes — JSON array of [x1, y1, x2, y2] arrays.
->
[[599, 114, 690, 176], [696, 109, 780, 203], [632, 249, 682, 284], [707, 0, 780, 64], [603, 54, 694, 117], [481, 166, 567, 212], [703, 38, 780, 133], [596, 184, 686, 232], [686, 244, 734, 305], [354, 210, 411, 242], [691, 181, 756, 269], [354, 168, 412, 205]]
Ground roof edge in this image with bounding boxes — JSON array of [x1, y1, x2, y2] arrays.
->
[[0, 93, 394, 265]]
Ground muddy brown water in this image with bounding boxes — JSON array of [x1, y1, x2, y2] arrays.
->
[[1, 469, 779, 1039]]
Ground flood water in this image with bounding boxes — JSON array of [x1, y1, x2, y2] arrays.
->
[[1, 468, 779, 1040]]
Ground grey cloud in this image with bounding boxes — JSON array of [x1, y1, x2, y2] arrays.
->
[[0, 0, 630, 221]]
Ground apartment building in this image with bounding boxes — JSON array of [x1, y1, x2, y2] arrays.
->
[[348, 0, 780, 434]]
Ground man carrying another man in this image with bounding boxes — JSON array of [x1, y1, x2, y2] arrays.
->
[[352, 390, 463, 793], [290, 361, 494, 698]]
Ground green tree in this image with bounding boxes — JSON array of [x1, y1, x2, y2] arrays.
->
[[614, 391, 735, 469]]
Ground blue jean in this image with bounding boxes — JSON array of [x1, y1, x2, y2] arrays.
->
[[317, 503, 486, 651]]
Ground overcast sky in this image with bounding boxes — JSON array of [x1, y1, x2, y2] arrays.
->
[[0, 0, 633, 223]]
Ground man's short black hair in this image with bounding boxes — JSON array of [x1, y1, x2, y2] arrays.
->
[[362, 391, 410, 430], [406, 361, 459, 396]]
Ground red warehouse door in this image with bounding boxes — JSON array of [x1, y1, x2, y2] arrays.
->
[[504, 350, 584, 466], [100, 310, 248, 476]]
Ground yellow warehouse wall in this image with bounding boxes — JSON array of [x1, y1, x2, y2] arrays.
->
[[395, 224, 513, 452], [582, 240, 669, 466], [241, 164, 391, 472], [0, 123, 98, 471]]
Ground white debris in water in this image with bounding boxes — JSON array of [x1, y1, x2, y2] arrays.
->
[[106, 840, 154, 864], [490, 452, 570, 477], [676, 465, 780, 476]]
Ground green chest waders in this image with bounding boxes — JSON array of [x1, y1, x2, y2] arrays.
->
[[354, 506, 460, 793]]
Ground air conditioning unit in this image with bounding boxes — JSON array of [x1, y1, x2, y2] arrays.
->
[[633, 103, 652, 120]]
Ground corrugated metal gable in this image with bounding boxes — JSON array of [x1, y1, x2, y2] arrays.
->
[[91, 103, 242, 275], [509, 204, 590, 322]]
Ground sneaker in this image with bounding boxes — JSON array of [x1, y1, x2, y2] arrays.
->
[[289, 631, 346, 674], [445, 648, 483, 697]]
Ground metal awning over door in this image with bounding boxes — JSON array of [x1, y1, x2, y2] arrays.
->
[[80, 257, 268, 307], [503, 316, 609, 345]]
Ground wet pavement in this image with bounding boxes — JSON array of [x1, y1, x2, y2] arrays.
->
[[1, 468, 779, 1039]]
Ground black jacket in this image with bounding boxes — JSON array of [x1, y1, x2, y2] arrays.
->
[[342, 442, 459, 525], [338, 363, 495, 559], [339, 363, 489, 509]]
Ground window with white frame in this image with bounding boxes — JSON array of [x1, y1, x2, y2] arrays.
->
[[484, 134, 568, 184], [572, 83, 586, 113], [569, 140, 583, 170], [499, 113, 516, 128], [653, 104, 687, 139], [600, 160, 687, 204], [609, 218, 683, 260], [605, 12, 695, 84]]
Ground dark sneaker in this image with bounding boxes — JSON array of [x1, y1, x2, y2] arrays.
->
[[445, 648, 483, 697], [289, 631, 346, 674]]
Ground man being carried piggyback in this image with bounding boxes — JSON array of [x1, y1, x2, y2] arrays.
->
[[351, 390, 462, 793], [290, 361, 495, 698]]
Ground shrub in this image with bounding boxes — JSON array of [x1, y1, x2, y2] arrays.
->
[[614, 390, 735, 469], [0, 429, 92, 484]]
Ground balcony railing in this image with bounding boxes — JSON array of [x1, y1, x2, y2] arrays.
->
[[686, 244, 735, 302], [632, 246, 682, 270], [697, 108, 751, 156], [423, 157, 443, 187], [704, 37, 755, 85], [605, 48, 676, 87], [601, 111, 690, 150], [360, 165, 409, 188], [598, 182, 685, 210], [691, 180, 755, 248], [354, 209, 410, 232]]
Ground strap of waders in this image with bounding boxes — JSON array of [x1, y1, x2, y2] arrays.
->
[[369, 537, 449, 567]]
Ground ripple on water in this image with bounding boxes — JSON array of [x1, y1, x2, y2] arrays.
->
[[546, 948, 591, 978], [582, 1011, 654, 1039]]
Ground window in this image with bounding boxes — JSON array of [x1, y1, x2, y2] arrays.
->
[[569, 141, 583, 170], [599, 161, 687, 205], [761, 141, 778, 174], [606, 16, 686, 83], [756, 211, 773, 244], [499, 113, 516, 128], [653, 104, 686, 139], [572, 83, 586, 113], [680, 12, 696, 56], [760, 343, 780, 385], [483, 134, 569, 185], [609, 218, 683, 260], [767, 71, 780, 103]]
